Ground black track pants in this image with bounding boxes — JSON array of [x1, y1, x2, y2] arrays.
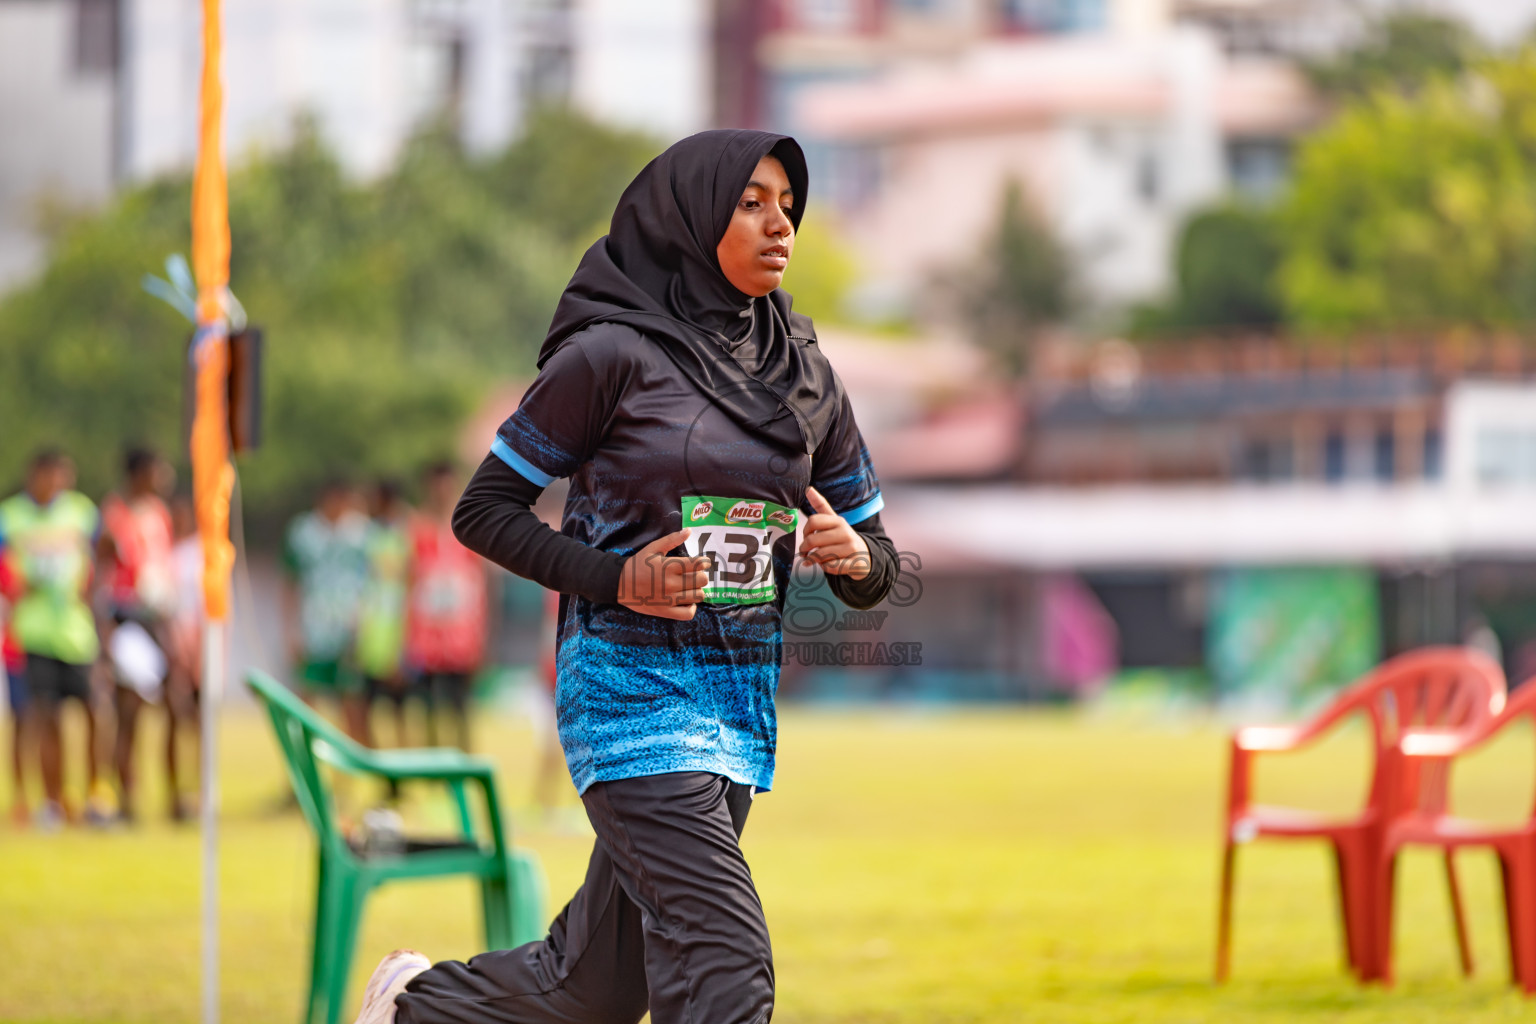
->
[[395, 772, 773, 1024]]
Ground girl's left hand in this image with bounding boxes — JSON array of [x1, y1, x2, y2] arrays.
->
[[799, 486, 870, 580]]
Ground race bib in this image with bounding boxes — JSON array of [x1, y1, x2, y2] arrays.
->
[[680, 496, 799, 605]]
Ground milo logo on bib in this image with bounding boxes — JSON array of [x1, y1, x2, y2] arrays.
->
[[680, 495, 799, 606], [725, 501, 763, 523]]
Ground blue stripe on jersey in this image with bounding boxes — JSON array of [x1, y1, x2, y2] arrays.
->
[[840, 491, 884, 525], [491, 437, 556, 487], [498, 408, 581, 481]]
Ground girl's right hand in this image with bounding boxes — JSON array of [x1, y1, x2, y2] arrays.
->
[[616, 528, 711, 621]]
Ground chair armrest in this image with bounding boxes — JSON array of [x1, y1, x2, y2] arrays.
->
[[1227, 711, 1358, 816], [1400, 723, 1498, 760], [1232, 677, 1374, 756], [316, 742, 510, 847], [315, 741, 496, 782], [1233, 725, 1305, 752]]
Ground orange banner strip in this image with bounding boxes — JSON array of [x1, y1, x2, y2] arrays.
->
[[190, 0, 234, 621]]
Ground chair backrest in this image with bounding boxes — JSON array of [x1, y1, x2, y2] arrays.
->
[[1326, 647, 1506, 814], [1479, 676, 1536, 819], [246, 669, 364, 848]]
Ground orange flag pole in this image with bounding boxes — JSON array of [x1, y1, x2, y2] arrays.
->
[[190, 0, 234, 1021]]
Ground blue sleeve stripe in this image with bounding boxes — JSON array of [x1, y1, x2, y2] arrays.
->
[[840, 491, 884, 525], [491, 437, 556, 488]]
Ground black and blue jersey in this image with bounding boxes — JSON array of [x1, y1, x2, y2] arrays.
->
[[490, 322, 883, 793]]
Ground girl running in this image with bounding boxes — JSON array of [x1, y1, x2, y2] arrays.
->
[[355, 129, 899, 1024]]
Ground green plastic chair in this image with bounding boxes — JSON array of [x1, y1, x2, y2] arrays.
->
[[245, 670, 549, 1024]]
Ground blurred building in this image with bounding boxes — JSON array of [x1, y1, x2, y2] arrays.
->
[[796, 28, 1319, 313], [0, 0, 118, 288], [714, 0, 1113, 132], [715, 0, 1536, 324], [1169, 0, 1348, 56], [841, 333, 1536, 703], [708, 0, 1346, 321], [0, 0, 709, 293]]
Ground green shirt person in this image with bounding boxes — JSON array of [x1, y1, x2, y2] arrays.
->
[[282, 480, 372, 746], [0, 466, 100, 667], [0, 449, 107, 826], [356, 481, 411, 685]]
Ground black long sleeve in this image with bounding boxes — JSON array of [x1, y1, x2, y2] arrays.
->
[[822, 511, 898, 611], [453, 452, 899, 612], [452, 453, 627, 604]]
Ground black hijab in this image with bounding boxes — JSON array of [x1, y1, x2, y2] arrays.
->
[[539, 129, 839, 456]]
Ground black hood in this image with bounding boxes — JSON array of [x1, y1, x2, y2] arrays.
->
[[538, 129, 838, 455]]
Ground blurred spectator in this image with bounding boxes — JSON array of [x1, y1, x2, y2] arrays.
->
[[0, 546, 29, 825], [283, 479, 371, 745], [406, 461, 489, 751], [0, 450, 105, 828], [97, 447, 177, 823], [165, 495, 203, 820], [358, 479, 414, 752]]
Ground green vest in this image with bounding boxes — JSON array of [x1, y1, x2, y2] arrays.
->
[[0, 491, 101, 665], [355, 520, 410, 679]]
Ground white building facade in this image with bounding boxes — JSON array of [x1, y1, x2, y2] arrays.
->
[[0, 0, 710, 293]]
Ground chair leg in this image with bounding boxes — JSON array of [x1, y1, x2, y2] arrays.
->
[[307, 854, 336, 1024], [1216, 841, 1236, 983], [481, 875, 513, 951], [1499, 847, 1536, 995], [323, 876, 368, 1024], [1334, 839, 1377, 981], [1372, 845, 1399, 987], [1444, 849, 1475, 978], [509, 849, 550, 949]]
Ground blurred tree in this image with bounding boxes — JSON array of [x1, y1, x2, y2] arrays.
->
[[951, 180, 1073, 377], [380, 123, 571, 371], [1130, 205, 1283, 337], [1305, 10, 1484, 100], [0, 180, 191, 501], [1279, 53, 1536, 334], [0, 111, 662, 529], [780, 214, 858, 327], [486, 107, 661, 247]]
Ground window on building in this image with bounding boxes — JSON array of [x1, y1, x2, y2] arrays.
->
[[1475, 428, 1536, 487], [1226, 138, 1291, 203], [1055, 0, 1107, 31], [74, 0, 119, 76], [795, 0, 860, 32], [823, 142, 881, 210], [1137, 151, 1161, 204], [1423, 428, 1443, 480], [526, 45, 574, 106], [998, 0, 1106, 32], [1374, 428, 1395, 483], [1239, 437, 1294, 483], [1323, 430, 1347, 483]]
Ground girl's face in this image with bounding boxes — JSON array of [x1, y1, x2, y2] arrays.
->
[[716, 155, 795, 298]]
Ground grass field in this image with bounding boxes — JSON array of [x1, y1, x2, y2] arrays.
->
[[2, 703, 1535, 1023]]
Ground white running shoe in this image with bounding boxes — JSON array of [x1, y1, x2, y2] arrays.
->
[[353, 949, 431, 1024]]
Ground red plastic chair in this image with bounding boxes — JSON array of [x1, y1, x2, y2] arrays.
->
[[1215, 647, 1506, 983], [1378, 678, 1536, 991]]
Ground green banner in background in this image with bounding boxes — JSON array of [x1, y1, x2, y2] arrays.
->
[[1207, 566, 1380, 710]]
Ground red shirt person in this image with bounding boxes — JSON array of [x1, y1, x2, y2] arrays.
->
[[405, 462, 489, 750], [0, 553, 28, 824], [96, 448, 176, 824]]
